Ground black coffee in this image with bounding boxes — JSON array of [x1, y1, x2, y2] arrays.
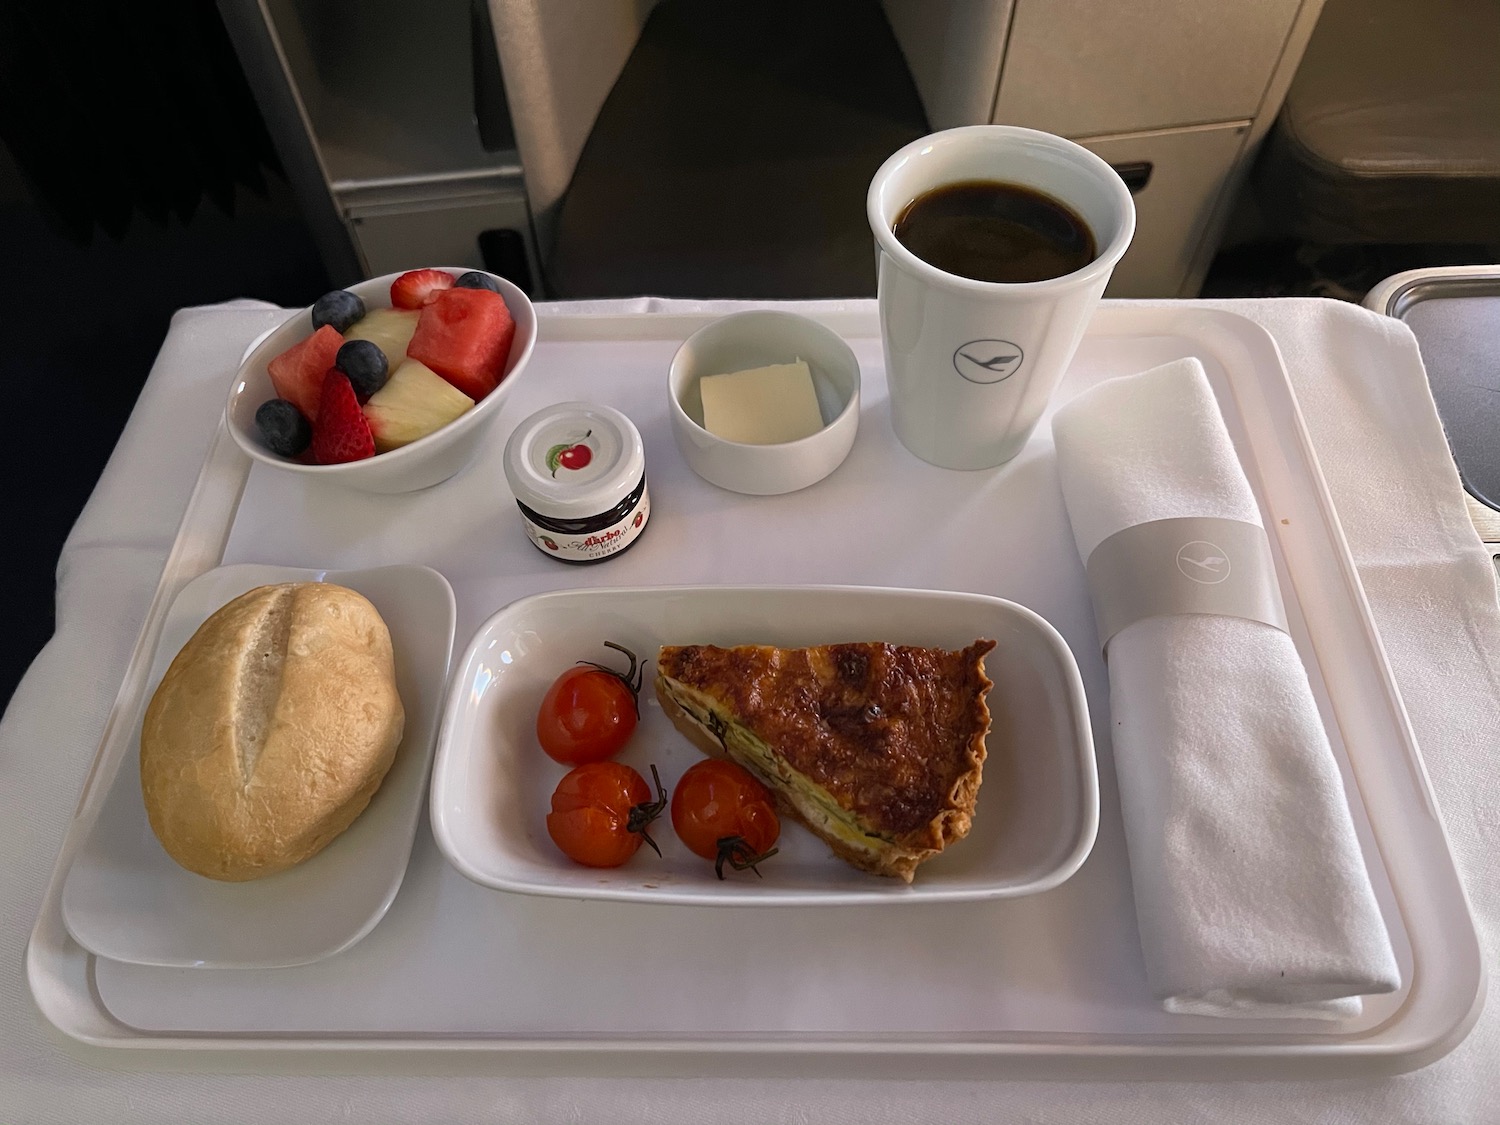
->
[[892, 180, 1096, 284]]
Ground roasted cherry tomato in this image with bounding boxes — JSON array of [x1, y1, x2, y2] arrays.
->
[[670, 759, 780, 879], [546, 762, 666, 868], [536, 642, 642, 765]]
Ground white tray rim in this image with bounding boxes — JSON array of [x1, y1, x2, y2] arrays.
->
[[24, 302, 1486, 1076]]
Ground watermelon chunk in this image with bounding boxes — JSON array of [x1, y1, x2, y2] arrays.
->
[[406, 288, 515, 401], [267, 324, 344, 422]]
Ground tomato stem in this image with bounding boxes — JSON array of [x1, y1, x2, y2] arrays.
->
[[713, 836, 779, 880], [578, 641, 643, 719], [627, 763, 668, 857]]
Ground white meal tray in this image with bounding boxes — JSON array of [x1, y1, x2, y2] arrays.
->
[[26, 304, 1483, 1078]]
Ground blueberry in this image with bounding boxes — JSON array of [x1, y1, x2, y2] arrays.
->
[[255, 398, 312, 457], [336, 338, 389, 399], [311, 289, 366, 332], [454, 270, 503, 293]]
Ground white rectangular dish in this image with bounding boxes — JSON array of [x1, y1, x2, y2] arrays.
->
[[58, 564, 456, 969], [25, 305, 1483, 1077], [431, 585, 1096, 905]]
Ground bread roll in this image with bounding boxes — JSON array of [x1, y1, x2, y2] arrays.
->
[[141, 582, 405, 881]]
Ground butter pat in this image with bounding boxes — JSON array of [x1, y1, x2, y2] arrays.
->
[[699, 359, 824, 444]]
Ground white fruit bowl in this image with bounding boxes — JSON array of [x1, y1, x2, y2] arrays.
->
[[226, 268, 537, 494]]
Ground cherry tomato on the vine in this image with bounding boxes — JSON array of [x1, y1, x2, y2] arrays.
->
[[670, 759, 780, 879], [536, 642, 642, 765], [546, 761, 666, 868]]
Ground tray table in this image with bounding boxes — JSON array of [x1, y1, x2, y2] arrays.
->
[[25, 304, 1482, 1077]]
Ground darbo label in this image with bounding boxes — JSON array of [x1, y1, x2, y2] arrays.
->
[[520, 490, 651, 563]]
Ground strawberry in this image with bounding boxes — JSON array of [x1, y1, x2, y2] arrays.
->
[[310, 369, 375, 464], [390, 268, 455, 310]]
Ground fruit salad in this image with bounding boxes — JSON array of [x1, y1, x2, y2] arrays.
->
[[254, 269, 518, 464]]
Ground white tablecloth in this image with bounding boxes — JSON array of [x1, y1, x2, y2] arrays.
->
[[2, 297, 1496, 1123]]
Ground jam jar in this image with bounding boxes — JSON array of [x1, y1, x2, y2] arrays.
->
[[503, 402, 651, 564]]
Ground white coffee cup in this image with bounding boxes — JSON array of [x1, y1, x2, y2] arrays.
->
[[867, 126, 1135, 470]]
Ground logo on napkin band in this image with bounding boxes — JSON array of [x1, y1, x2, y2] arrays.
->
[[953, 340, 1024, 384], [1176, 540, 1231, 584], [1088, 519, 1288, 651]]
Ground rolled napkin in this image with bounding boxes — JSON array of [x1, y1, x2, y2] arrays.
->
[[1051, 357, 1400, 1019]]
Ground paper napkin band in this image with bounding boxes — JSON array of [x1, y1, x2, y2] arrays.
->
[[1085, 517, 1290, 652]]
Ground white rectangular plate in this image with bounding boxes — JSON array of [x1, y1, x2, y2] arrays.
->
[[431, 585, 1097, 904], [58, 564, 455, 969]]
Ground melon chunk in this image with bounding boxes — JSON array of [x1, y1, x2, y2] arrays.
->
[[362, 359, 475, 452], [343, 307, 421, 371]]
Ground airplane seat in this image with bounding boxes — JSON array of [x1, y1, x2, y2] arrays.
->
[[489, 0, 930, 299], [1250, 0, 1500, 246]]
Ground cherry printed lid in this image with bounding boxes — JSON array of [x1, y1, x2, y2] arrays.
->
[[503, 402, 646, 519]]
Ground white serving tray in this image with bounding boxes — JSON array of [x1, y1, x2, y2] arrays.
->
[[26, 305, 1483, 1077]]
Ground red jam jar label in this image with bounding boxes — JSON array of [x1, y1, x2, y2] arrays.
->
[[518, 483, 651, 563]]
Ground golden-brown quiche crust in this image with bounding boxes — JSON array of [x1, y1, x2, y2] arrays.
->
[[655, 640, 994, 881]]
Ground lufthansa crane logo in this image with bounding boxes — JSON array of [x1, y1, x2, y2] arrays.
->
[[1176, 540, 1231, 584], [953, 339, 1024, 383]]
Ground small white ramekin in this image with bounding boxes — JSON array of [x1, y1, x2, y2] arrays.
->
[[667, 311, 861, 496]]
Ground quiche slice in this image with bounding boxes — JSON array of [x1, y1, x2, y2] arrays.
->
[[654, 640, 995, 882]]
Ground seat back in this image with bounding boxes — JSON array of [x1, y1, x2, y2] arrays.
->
[[486, 0, 659, 246]]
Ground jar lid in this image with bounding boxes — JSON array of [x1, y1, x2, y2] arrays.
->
[[503, 401, 645, 518]]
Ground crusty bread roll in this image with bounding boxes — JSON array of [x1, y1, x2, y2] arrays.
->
[[140, 582, 405, 881]]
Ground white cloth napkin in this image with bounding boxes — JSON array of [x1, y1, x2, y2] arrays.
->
[[1051, 357, 1400, 1019]]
